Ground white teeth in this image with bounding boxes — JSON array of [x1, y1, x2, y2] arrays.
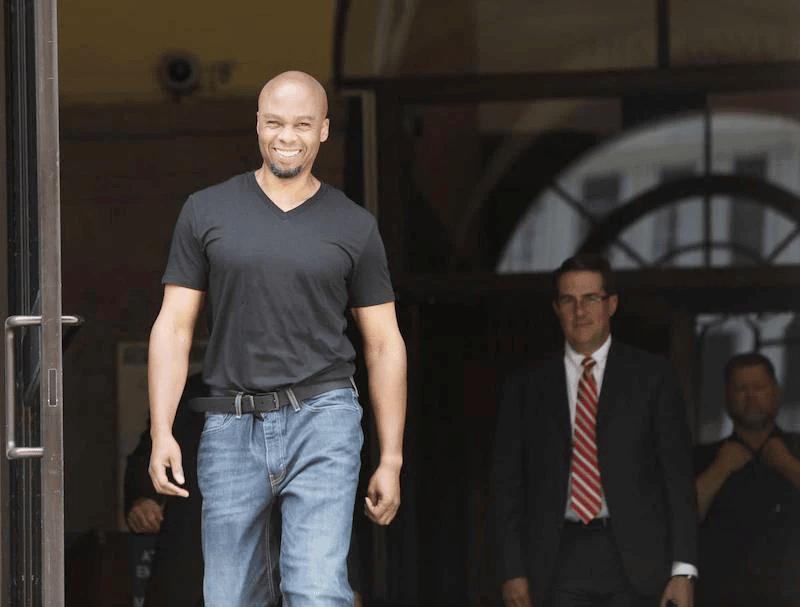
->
[[276, 150, 300, 158]]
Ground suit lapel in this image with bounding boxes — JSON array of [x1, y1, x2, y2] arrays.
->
[[549, 353, 572, 443], [596, 341, 625, 431]]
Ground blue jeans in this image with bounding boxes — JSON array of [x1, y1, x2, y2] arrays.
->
[[197, 387, 363, 607]]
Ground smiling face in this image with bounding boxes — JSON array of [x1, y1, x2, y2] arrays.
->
[[553, 270, 618, 356], [726, 364, 781, 431], [256, 72, 329, 180]]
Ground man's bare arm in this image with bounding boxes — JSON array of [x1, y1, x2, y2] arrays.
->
[[351, 301, 407, 526], [148, 284, 205, 497]]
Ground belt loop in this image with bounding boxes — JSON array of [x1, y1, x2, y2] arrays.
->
[[286, 387, 301, 412], [349, 376, 359, 398], [234, 392, 243, 419]]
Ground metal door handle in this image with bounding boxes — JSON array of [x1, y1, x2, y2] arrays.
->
[[4, 315, 82, 459]]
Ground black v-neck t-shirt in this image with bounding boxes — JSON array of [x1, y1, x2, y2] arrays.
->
[[163, 172, 395, 393]]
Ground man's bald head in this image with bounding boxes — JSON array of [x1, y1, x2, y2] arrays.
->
[[258, 71, 328, 117], [255, 71, 330, 181]]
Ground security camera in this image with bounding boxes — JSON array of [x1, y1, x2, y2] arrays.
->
[[158, 51, 201, 96]]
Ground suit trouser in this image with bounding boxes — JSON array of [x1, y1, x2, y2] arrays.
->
[[144, 467, 204, 607], [546, 521, 659, 607]]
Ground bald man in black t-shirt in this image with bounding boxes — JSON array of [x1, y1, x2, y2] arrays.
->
[[147, 71, 406, 607]]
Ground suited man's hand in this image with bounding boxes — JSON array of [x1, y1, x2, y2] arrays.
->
[[502, 577, 531, 607], [660, 575, 693, 607], [126, 498, 164, 534]]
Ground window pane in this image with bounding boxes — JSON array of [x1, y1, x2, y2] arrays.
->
[[729, 199, 766, 264], [497, 111, 800, 273], [582, 174, 621, 215], [477, 0, 656, 74], [497, 191, 588, 273], [341, 0, 658, 77], [653, 166, 696, 263], [697, 313, 800, 444]]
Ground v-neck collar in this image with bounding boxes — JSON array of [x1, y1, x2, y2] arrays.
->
[[250, 171, 325, 219]]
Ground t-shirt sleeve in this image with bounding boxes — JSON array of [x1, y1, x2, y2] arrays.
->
[[348, 222, 395, 308], [162, 198, 209, 290]]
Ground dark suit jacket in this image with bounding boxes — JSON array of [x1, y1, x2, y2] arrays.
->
[[493, 341, 698, 602], [124, 373, 208, 607]]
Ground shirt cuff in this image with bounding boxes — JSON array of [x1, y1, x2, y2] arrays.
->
[[671, 562, 698, 578]]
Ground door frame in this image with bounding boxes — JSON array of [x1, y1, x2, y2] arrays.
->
[[0, 1, 7, 601], [36, 0, 66, 602], [2, 0, 67, 605]]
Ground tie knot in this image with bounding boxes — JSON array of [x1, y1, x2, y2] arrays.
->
[[582, 357, 596, 372]]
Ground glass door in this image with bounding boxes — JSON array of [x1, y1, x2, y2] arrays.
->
[[2, 0, 78, 605]]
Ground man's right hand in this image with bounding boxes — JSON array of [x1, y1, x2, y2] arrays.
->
[[697, 439, 754, 519], [126, 498, 164, 534], [148, 432, 189, 497], [502, 577, 531, 607]]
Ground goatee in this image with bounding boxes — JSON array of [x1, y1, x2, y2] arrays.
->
[[269, 163, 303, 179]]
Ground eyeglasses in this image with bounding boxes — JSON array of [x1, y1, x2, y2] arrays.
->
[[555, 293, 612, 309]]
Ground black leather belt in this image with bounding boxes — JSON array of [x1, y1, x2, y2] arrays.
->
[[188, 378, 356, 415], [564, 517, 612, 530]]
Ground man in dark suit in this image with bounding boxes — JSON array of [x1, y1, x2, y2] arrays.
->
[[493, 255, 698, 607], [124, 373, 207, 607]]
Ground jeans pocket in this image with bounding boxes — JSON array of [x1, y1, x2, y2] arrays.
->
[[301, 388, 361, 413], [202, 413, 236, 435]]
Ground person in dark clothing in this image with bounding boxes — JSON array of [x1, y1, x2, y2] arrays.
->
[[147, 70, 405, 607], [694, 352, 800, 606], [124, 373, 207, 607]]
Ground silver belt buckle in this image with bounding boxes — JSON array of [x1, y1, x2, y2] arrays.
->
[[264, 391, 280, 412]]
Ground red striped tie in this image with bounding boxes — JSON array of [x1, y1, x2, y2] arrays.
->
[[570, 357, 602, 524]]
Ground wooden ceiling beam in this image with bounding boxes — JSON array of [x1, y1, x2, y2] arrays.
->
[[339, 61, 800, 104], [395, 266, 800, 314]]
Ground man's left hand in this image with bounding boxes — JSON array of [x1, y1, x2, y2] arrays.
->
[[660, 575, 693, 607], [365, 462, 401, 525], [760, 435, 792, 469], [759, 434, 800, 489]]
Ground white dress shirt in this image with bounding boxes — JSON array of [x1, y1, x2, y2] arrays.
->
[[561, 336, 697, 578]]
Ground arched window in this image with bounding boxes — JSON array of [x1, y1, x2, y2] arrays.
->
[[498, 111, 800, 272]]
